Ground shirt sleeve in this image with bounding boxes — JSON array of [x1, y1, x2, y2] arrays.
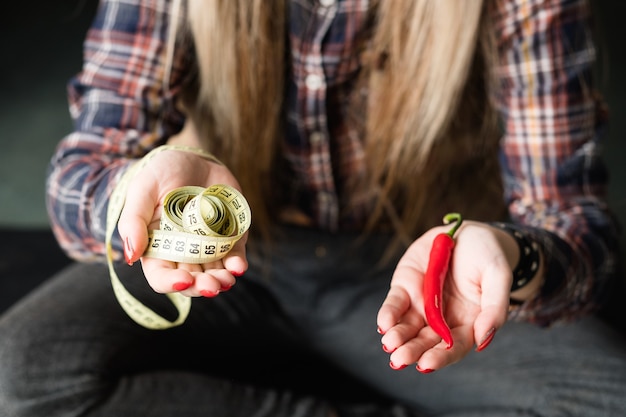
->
[[46, 0, 185, 262], [492, 0, 620, 325]]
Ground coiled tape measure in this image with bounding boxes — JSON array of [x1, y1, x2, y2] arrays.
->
[[105, 145, 251, 329]]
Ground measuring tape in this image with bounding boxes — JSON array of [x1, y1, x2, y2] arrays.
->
[[105, 145, 251, 329]]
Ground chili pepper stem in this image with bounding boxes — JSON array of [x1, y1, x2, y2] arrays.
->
[[442, 213, 463, 237]]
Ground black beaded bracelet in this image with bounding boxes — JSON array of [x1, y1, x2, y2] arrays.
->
[[493, 223, 541, 292]]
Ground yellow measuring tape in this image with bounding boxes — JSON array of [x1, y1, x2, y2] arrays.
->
[[105, 145, 251, 329]]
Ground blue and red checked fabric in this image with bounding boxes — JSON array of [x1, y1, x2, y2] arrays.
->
[[46, 0, 618, 325]]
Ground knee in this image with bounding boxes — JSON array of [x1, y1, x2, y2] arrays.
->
[[0, 312, 105, 416], [0, 312, 65, 415], [0, 312, 30, 405]]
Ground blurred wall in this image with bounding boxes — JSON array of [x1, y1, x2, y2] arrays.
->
[[0, 0, 98, 229]]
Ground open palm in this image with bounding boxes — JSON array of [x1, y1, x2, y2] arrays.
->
[[117, 148, 249, 298], [377, 221, 513, 372]]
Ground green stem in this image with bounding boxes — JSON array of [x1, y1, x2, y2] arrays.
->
[[443, 212, 463, 237]]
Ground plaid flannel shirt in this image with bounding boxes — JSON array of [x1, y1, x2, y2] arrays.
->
[[46, 0, 619, 325]]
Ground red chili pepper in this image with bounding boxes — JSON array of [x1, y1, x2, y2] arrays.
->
[[423, 213, 462, 349]]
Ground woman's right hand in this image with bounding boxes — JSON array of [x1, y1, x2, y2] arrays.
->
[[116, 129, 248, 298]]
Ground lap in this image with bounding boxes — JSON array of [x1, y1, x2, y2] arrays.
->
[[251, 227, 626, 416], [289, 277, 626, 415], [0, 261, 341, 416], [3, 228, 626, 416], [316, 282, 626, 415]]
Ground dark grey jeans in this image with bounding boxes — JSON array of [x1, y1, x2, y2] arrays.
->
[[1, 226, 626, 416]]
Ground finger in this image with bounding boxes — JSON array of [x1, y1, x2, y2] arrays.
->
[[171, 260, 238, 297], [199, 258, 236, 292], [221, 232, 249, 277], [140, 257, 195, 294], [117, 176, 160, 265], [188, 267, 236, 298], [170, 263, 203, 294], [388, 326, 446, 369], [377, 285, 412, 334], [473, 257, 511, 351], [414, 323, 475, 372], [381, 317, 424, 354]]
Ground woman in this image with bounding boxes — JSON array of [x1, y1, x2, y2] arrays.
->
[[1, 0, 625, 416]]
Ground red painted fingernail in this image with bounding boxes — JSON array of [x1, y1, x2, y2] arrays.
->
[[377, 326, 386, 335], [382, 344, 396, 353], [389, 361, 407, 370], [200, 290, 219, 298], [229, 270, 244, 277], [124, 237, 134, 266], [476, 327, 496, 352], [416, 364, 434, 374], [173, 282, 191, 292], [220, 283, 233, 292]]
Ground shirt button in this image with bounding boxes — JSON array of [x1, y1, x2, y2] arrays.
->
[[310, 131, 325, 144], [319, 0, 336, 6], [318, 192, 334, 205], [305, 74, 323, 90]]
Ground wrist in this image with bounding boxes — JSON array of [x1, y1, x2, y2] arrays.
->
[[492, 222, 544, 303]]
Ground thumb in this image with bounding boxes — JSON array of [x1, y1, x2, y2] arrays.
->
[[473, 262, 511, 352], [116, 179, 159, 265], [473, 304, 506, 352]]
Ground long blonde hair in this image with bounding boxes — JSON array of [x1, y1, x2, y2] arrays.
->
[[174, 0, 505, 252]]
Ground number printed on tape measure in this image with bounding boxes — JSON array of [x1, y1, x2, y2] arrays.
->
[[146, 230, 235, 264]]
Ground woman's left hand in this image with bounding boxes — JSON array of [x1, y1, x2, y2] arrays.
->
[[376, 221, 517, 372]]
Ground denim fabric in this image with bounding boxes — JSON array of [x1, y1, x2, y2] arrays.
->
[[1, 226, 626, 416]]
